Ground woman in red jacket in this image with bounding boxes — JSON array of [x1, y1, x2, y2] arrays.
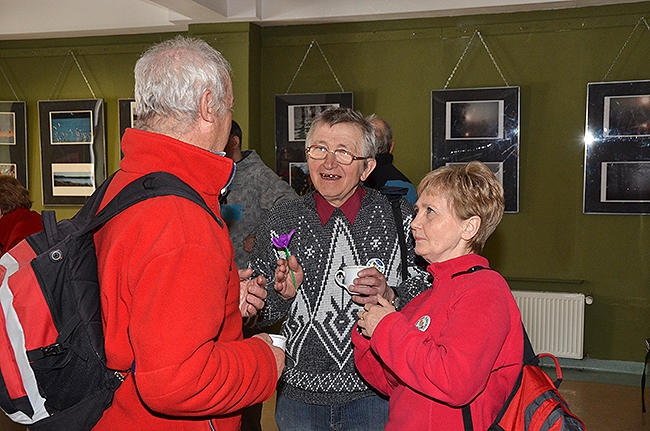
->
[[0, 175, 42, 255], [353, 161, 523, 431]]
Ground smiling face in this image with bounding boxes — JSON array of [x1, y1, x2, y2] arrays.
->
[[307, 122, 376, 207], [410, 190, 479, 264]]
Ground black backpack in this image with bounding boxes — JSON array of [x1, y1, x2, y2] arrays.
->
[[0, 171, 220, 431]]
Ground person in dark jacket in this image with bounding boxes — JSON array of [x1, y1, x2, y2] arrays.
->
[[363, 115, 418, 204]]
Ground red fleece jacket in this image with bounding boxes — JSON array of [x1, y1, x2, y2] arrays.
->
[[0, 207, 43, 255], [92, 128, 278, 431], [353, 254, 523, 431]]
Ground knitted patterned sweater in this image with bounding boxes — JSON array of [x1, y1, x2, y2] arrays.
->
[[250, 186, 429, 405]]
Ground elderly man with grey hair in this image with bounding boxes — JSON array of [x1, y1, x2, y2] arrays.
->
[[249, 107, 429, 431], [92, 36, 284, 431]]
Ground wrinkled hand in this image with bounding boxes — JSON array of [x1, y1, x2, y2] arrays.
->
[[274, 255, 303, 300], [356, 296, 396, 338], [243, 234, 256, 253], [348, 267, 397, 306], [253, 333, 285, 380], [239, 268, 268, 318]]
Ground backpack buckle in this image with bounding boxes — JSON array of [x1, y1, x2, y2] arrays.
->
[[41, 343, 64, 357]]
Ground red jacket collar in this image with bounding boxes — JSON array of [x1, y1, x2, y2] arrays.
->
[[118, 128, 235, 206]]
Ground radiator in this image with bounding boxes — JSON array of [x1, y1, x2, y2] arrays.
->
[[511, 291, 585, 359]]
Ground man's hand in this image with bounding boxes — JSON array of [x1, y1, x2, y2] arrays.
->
[[274, 254, 303, 300], [347, 267, 397, 306], [239, 268, 268, 318], [253, 333, 285, 380]]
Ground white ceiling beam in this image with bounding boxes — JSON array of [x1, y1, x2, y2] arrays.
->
[[0, 0, 644, 40]]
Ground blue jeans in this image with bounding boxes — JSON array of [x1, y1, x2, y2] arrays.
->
[[275, 393, 389, 431]]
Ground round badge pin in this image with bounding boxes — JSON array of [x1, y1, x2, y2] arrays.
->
[[366, 258, 385, 274], [415, 315, 431, 332]]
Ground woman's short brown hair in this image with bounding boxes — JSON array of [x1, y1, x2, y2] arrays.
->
[[0, 175, 32, 214], [417, 161, 504, 254]]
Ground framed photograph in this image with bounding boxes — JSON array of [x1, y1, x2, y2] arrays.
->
[[584, 80, 650, 214], [432, 87, 520, 212], [0, 101, 28, 187], [1, 163, 17, 177], [38, 99, 106, 205], [50, 110, 93, 144], [447, 161, 504, 184], [118, 98, 136, 139], [446, 100, 504, 140], [275, 92, 353, 183]]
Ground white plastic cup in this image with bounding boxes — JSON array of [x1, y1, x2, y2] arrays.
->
[[269, 334, 287, 351], [334, 265, 370, 295]]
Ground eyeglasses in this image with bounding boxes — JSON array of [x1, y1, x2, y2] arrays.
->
[[305, 145, 368, 165]]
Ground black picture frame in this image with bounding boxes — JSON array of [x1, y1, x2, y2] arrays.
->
[[275, 92, 353, 192], [38, 99, 106, 205], [432, 87, 520, 212], [0, 101, 28, 188], [118, 98, 136, 139], [584, 80, 650, 214]]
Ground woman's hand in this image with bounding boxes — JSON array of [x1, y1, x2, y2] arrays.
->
[[357, 296, 395, 338], [274, 254, 303, 300], [349, 267, 398, 306]]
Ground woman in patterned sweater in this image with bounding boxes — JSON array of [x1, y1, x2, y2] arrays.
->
[[249, 107, 429, 431]]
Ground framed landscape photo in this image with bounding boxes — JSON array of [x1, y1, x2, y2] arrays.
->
[[584, 80, 650, 214], [275, 92, 353, 184], [38, 99, 106, 205], [432, 87, 520, 212], [0, 101, 28, 187]]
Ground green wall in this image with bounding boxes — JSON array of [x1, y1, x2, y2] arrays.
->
[[1, 2, 649, 362]]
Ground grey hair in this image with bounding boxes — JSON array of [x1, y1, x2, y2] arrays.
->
[[305, 107, 377, 159], [367, 114, 393, 154], [133, 36, 232, 132]]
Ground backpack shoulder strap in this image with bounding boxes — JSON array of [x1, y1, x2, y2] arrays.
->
[[380, 186, 409, 281], [80, 171, 222, 235], [454, 265, 536, 431]]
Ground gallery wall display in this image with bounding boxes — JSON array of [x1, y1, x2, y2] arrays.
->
[[275, 92, 353, 195], [38, 99, 106, 205], [0, 101, 28, 187], [584, 80, 650, 214], [431, 86, 520, 212]]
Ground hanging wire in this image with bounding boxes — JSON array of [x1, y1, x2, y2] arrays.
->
[[0, 65, 19, 101], [602, 17, 650, 81], [70, 51, 96, 99], [444, 30, 509, 89], [48, 50, 97, 100], [285, 39, 344, 94]]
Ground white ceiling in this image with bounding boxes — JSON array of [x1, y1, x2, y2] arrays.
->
[[0, 0, 644, 41]]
